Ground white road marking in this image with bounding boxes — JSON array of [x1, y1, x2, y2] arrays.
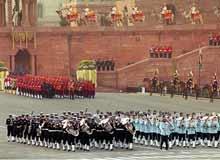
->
[[72, 152, 220, 160]]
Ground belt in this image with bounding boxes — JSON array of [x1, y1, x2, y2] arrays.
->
[[115, 129, 124, 131], [41, 128, 49, 131], [49, 130, 63, 132]]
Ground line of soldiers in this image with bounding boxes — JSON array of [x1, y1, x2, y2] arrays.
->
[[133, 111, 220, 150], [149, 46, 173, 58], [95, 59, 115, 71], [4, 74, 95, 99], [209, 33, 220, 46], [6, 110, 135, 152]]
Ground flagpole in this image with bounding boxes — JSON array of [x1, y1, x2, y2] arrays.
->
[[199, 62, 201, 87], [198, 47, 202, 88]]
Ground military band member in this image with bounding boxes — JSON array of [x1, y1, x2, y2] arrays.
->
[[6, 110, 220, 151], [159, 116, 173, 150], [186, 114, 197, 148], [200, 115, 209, 146], [212, 73, 218, 97], [143, 115, 150, 146], [138, 113, 145, 145], [207, 114, 219, 147], [133, 114, 140, 143], [6, 114, 14, 142], [122, 118, 135, 150], [195, 114, 202, 145], [176, 113, 186, 147]]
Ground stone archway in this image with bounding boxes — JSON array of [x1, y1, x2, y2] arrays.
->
[[14, 49, 31, 74]]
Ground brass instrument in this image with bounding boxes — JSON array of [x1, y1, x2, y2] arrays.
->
[[102, 122, 114, 134], [100, 118, 114, 134], [81, 123, 95, 135], [66, 120, 80, 136], [125, 123, 135, 135], [66, 126, 79, 136]]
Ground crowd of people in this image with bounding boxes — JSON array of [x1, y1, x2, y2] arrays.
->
[[149, 46, 173, 58], [209, 33, 220, 46], [4, 74, 95, 100], [6, 109, 220, 152], [95, 59, 115, 71]]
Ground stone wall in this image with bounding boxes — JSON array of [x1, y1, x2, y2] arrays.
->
[[0, 26, 220, 90], [114, 46, 220, 90], [175, 47, 220, 85], [97, 71, 117, 88], [69, 26, 215, 73]]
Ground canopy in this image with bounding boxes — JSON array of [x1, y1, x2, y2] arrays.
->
[[76, 60, 97, 86]]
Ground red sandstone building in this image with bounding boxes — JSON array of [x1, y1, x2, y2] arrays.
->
[[0, 0, 220, 90]]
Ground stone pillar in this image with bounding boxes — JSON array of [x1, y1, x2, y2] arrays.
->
[[22, 0, 30, 26], [11, 55, 15, 72], [29, 0, 37, 26], [0, 0, 6, 26], [7, 0, 12, 27], [31, 54, 36, 75]]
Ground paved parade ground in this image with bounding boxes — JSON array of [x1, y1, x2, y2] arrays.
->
[[1, 92, 220, 159]]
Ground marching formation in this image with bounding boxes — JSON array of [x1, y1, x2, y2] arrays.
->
[[6, 109, 220, 152], [149, 45, 173, 58], [133, 110, 220, 150], [6, 110, 135, 152], [209, 33, 220, 46], [4, 74, 95, 99]]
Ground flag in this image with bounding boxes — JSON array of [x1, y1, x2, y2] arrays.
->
[[199, 48, 203, 69]]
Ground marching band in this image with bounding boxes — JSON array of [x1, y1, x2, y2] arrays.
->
[[6, 110, 135, 152], [133, 111, 220, 150], [6, 110, 220, 152]]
